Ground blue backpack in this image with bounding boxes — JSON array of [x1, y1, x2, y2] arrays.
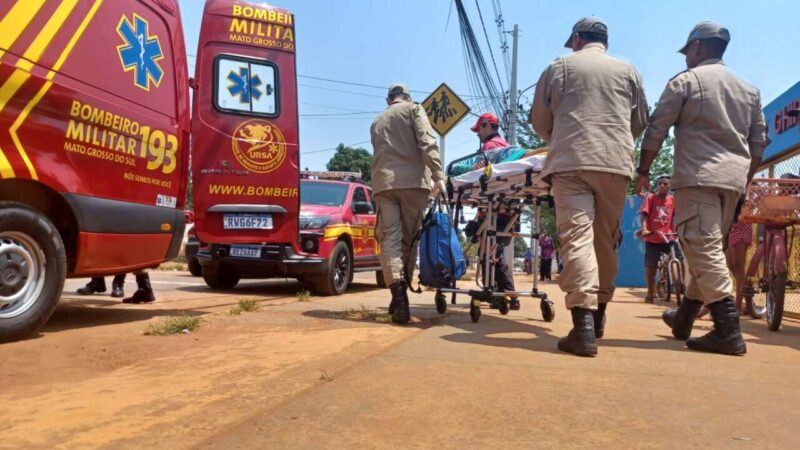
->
[[415, 199, 466, 289]]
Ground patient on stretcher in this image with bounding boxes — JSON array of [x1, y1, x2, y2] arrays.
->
[[449, 146, 549, 177]]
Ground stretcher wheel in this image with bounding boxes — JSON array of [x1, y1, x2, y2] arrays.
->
[[435, 293, 447, 314], [470, 304, 481, 323], [499, 298, 510, 315], [541, 298, 555, 322]]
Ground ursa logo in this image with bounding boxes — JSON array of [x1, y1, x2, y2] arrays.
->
[[232, 120, 287, 173], [116, 13, 164, 91]]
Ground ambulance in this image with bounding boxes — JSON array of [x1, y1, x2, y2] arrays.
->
[[0, 0, 299, 341]]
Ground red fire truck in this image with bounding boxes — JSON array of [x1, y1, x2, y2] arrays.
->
[[0, 0, 298, 341]]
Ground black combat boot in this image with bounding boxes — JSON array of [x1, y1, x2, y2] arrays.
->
[[593, 302, 608, 339], [77, 277, 106, 295], [111, 274, 125, 298], [123, 273, 156, 304], [389, 280, 410, 325], [557, 308, 597, 357], [509, 297, 521, 310], [686, 298, 747, 355], [662, 298, 703, 340]]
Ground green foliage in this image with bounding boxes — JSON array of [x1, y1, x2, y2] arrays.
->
[[515, 103, 548, 150], [144, 315, 201, 336], [629, 135, 675, 195], [513, 237, 528, 258], [326, 143, 373, 183]]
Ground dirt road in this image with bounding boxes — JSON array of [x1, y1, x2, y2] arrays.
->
[[2, 272, 800, 449]]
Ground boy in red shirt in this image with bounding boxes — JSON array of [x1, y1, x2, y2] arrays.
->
[[640, 175, 675, 303]]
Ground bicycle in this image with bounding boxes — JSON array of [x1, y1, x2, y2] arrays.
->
[[740, 177, 800, 331], [654, 231, 685, 305]]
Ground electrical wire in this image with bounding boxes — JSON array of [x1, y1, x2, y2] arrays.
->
[[302, 139, 371, 155], [475, 0, 506, 94], [455, 0, 506, 120], [300, 111, 382, 117]]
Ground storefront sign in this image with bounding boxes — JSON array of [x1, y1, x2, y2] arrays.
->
[[762, 81, 800, 162]]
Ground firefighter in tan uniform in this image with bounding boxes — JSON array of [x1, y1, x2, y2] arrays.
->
[[531, 17, 648, 357], [371, 83, 445, 324], [636, 22, 767, 356]]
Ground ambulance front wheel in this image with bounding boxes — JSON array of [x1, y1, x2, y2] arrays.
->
[[202, 263, 240, 290], [541, 298, 555, 322], [0, 203, 66, 342]]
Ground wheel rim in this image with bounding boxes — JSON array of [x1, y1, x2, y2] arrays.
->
[[0, 231, 46, 319], [333, 250, 349, 290]]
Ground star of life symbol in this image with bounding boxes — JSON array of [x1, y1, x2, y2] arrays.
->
[[117, 14, 164, 91], [227, 67, 263, 104]]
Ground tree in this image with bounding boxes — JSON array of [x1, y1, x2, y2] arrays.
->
[[514, 236, 528, 258], [628, 135, 675, 195], [514, 103, 547, 150], [326, 143, 373, 183]]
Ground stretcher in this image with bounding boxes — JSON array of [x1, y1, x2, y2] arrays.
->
[[436, 150, 556, 323]]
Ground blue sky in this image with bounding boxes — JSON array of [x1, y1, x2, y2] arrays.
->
[[180, 0, 799, 171]]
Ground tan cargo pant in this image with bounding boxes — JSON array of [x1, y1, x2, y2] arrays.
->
[[374, 188, 430, 287], [551, 171, 628, 309], [673, 187, 738, 305]]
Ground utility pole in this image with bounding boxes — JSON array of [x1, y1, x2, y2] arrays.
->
[[505, 24, 520, 270], [507, 24, 519, 146], [440, 135, 446, 168]]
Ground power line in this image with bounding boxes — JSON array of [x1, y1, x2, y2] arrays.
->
[[299, 83, 386, 99], [300, 102, 371, 112], [300, 111, 382, 117], [474, 0, 506, 93], [302, 139, 371, 155]]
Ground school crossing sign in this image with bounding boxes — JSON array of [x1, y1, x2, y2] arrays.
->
[[422, 83, 470, 136]]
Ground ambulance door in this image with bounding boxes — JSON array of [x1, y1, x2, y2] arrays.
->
[[190, 0, 299, 247]]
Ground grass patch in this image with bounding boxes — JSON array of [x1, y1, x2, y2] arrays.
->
[[229, 299, 261, 315], [156, 261, 188, 271], [331, 304, 391, 323], [144, 315, 201, 336], [296, 289, 313, 303]]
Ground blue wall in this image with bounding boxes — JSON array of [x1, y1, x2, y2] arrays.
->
[[615, 195, 646, 288]]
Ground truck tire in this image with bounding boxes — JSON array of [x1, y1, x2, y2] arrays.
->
[[187, 257, 202, 277], [0, 203, 66, 342], [202, 264, 240, 289], [314, 241, 351, 296]]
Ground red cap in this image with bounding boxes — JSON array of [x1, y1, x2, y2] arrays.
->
[[470, 112, 499, 132]]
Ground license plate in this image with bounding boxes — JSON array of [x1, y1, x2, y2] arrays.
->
[[230, 245, 261, 258], [223, 214, 272, 230]]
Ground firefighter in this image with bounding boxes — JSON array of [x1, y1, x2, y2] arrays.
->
[[370, 83, 445, 324], [76, 271, 156, 303], [531, 17, 648, 357], [636, 21, 768, 355]]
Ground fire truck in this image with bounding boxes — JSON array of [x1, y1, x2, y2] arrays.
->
[[0, 0, 299, 341]]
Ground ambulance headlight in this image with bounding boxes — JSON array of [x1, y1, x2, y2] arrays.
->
[[299, 216, 330, 230]]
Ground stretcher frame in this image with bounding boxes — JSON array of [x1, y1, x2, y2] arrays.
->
[[435, 152, 556, 323]]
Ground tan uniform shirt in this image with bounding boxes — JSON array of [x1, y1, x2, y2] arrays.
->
[[641, 58, 768, 193], [370, 100, 444, 195], [531, 43, 648, 181]]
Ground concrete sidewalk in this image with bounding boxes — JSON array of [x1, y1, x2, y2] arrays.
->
[[201, 281, 800, 449]]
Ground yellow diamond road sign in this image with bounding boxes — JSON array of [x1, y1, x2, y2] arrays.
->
[[422, 83, 470, 137]]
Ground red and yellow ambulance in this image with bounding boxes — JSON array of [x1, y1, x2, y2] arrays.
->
[[190, 1, 309, 291], [0, 0, 299, 341]]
